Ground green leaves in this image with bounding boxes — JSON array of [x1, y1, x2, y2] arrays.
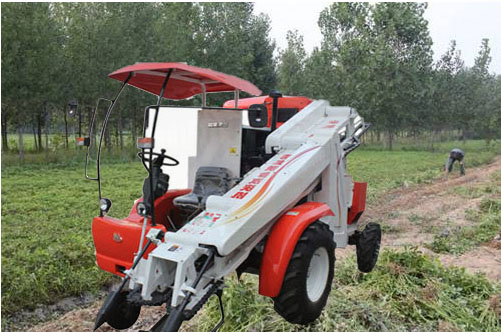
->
[[279, 3, 500, 149], [277, 30, 306, 95], [1, 3, 277, 147]]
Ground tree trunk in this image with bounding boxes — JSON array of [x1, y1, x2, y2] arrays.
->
[[104, 116, 112, 152], [32, 122, 38, 151], [37, 113, 43, 151], [63, 105, 69, 148], [2, 113, 9, 151], [387, 130, 393, 151], [78, 110, 82, 138], [45, 122, 49, 149], [118, 109, 124, 151], [45, 106, 50, 159], [87, 106, 95, 147], [131, 108, 137, 145], [18, 125, 25, 162]]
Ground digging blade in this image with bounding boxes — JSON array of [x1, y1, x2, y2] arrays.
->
[[94, 289, 118, 330], [94, 236, 159, 330]]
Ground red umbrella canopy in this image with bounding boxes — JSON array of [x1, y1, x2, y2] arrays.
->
[[108, 62, 262, 100]]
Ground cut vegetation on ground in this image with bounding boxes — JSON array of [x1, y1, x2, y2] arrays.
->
[[2, 140, 501, 331]]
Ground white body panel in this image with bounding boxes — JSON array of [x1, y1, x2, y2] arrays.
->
[[146, 107, 242, 188], [168, 142, 329, 255]]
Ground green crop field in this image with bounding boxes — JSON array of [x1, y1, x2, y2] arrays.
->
[[196, 248, 500, 331], [1, 140, 500, 329]]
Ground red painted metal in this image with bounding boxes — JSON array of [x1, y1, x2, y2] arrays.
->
[[125, 189, 190, 227], [347, 182, 367, 224], [92, 189, 190, 277], [108, 62, 262, 100], [92, 216, 166, 277], [223, 96, 312, 128], [258, 202, 334, 297]]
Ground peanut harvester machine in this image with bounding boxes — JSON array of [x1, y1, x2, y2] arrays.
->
[[75, 63, 381, 331]]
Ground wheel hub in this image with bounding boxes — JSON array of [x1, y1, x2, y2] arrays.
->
[[306, 247, 329, 302]]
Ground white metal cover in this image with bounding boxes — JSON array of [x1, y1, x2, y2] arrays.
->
[[146, 107, 242, 189]]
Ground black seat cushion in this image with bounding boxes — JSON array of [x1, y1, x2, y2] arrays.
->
[[174, 167, 231, 212]]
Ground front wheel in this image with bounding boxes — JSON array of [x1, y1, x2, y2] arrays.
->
[[273, 221, 335, 324]]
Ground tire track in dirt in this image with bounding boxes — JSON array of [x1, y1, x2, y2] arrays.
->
[[20, 156, 501, 332]]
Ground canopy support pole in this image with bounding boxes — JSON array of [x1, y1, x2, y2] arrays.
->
[[147, 69, 173, 227], [201, 84, 207, 107], [234, 89, 239, 108]]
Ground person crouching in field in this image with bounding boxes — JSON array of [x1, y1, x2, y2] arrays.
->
[[445, 148, 465, 176]]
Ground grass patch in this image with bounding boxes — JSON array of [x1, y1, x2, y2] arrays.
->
[[348, 140, 500, 203], [428, 198, 501, 255], [1, 145, 139, 168], [408, 213, 435, 225], [428, 169, 501, 255], [380, 223, 405, 234], [195, 248, 500, 331], [1, 161, 147, 315], [1, 139, 499, 318], [449, 173, 501, 198]]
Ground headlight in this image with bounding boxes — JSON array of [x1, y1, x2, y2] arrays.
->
[[100, 198, 112, 214], [137, 202, 147, 216]]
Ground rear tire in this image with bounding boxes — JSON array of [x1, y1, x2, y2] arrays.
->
[[106, 291, 141, 330], [273, 221, 335, 324]]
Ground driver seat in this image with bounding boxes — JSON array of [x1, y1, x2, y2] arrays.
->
[[173, 167, 231, 214]]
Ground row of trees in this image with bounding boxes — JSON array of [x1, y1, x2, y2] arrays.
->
[[1, 2, 276, 152], [2, 2, 500, 153], [278, 3, 501, 148]]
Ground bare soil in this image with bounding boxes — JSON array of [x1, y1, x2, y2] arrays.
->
[[21, 157, 501, 332]]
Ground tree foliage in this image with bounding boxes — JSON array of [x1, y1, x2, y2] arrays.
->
[[1, 2, 500, 154], [281, 3, 500, 148], [1, 2, 276, 152]]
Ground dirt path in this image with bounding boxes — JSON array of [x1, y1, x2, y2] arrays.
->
[[23, 157, 501, 332], [357, 155, 501, 280]]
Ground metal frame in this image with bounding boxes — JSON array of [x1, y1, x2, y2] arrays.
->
[[144, 69, 173, 226], [83, 73, 132, 216], [85, 69, 242, 216]]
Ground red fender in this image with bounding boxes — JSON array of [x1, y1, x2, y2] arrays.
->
[[92, 189, 189, 277], [259, 202, 334, 297], [347, 182, 367, 224]]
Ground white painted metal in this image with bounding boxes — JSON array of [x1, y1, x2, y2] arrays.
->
[[145, 107, 198, 189], [189, 109, 242, 186], [132, 99, 366, 310], [306, 247, 329, 302], [146, 107, 242, 189]]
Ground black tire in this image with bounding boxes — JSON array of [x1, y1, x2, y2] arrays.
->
[[356, 222, 381, 273], [273, 221, 335, 325], [106, 291, 141, 330]]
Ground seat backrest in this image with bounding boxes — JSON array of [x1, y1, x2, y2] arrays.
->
[[192, 167, 231, 202]]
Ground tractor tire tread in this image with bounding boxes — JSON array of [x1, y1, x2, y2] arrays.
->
[[273, 221, 335, 325], [356, 222, 381, 273]]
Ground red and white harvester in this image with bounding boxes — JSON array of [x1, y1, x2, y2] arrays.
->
[[77, 63, 381, 331]]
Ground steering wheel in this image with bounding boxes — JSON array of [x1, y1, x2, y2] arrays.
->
[[138, 149, 179, 167]]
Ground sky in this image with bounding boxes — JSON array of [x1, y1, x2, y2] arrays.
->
[[253, 1, 501, 74]]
